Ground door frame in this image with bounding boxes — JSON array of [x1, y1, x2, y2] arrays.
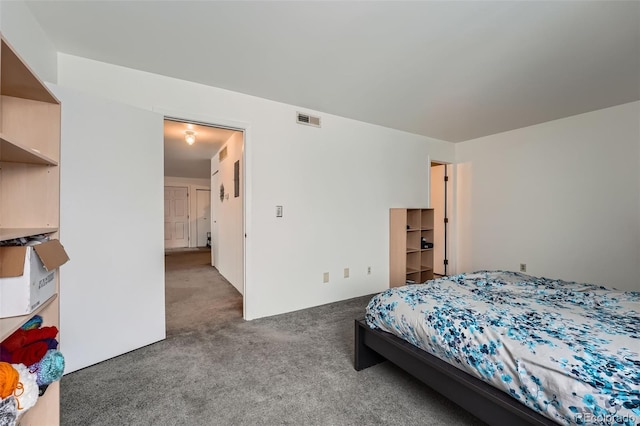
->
[[155, 107, 251, 320]]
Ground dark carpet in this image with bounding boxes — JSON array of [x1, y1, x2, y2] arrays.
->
[[60, 250, 485, 425]]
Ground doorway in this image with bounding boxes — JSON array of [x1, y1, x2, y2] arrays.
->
[[163, 117, 245, 333], [430, 162, 450, 276]]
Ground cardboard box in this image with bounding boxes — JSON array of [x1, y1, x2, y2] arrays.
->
[[0, 240, 69, 318]]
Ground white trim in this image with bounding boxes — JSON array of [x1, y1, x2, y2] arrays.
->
[[153, 106, 251, 320], [241, 127, 250, 320], [426, 155, 432, 209]]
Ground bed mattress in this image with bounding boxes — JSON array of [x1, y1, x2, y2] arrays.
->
[[366, 271, 639, 425]]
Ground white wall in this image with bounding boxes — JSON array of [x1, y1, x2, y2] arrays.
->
[[455, 101, 640, 291], [57, 53, 455, 319], [0, 0, 57, 83], [212, 132, 244, 293], [164, 176, 210, 248]]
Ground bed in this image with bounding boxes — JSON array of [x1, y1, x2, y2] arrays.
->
[[354, 271, 640, 425]]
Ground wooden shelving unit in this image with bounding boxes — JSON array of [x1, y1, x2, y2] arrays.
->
[[389, 208, 435, 287], [0, 34, 62, 425]]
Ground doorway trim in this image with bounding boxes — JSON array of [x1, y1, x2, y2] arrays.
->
[[155, 106, 251, 320]]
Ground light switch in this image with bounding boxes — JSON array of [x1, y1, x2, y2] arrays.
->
[[276, 205, 283, 217]]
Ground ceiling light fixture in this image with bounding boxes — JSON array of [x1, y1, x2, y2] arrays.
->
[[184, 130, 196, 145]]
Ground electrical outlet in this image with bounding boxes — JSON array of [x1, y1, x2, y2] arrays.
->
[[367, 266, 371, 275], [344, 268, 349, 278], [520, 263, 527, 272], [323, 272, 329, 283]]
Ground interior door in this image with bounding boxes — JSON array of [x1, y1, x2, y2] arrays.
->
[[211, 170, 219, 266], [52, 85, 165, 373], [164, 186, 189, 249], [196, 189, 211, 247]]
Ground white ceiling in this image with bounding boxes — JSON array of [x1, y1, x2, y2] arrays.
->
[[26, 1, 639, 142], [164, 120, 239, 179]]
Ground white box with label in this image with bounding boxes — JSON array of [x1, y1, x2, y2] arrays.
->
[[0, 240, 69, 318]]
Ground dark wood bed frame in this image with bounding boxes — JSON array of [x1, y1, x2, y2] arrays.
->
[[354, 319, 558, 425]]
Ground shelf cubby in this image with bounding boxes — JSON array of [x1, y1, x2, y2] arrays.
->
[[390, 208, 435, 287], [1, 133, 58, 165]]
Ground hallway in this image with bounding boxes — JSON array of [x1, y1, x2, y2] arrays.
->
[[164, 249, 243, 336]]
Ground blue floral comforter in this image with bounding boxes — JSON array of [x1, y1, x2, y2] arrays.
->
[[366, 271, 640, 425]]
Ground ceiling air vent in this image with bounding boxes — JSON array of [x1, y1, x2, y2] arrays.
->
[[296, 112, 321, 128], [219, 146, 228, 161]]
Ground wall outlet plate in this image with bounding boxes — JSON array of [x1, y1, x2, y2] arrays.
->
[[323, 272, 329, 283], [276, 205, 283, 217], [520, 263, 527, 272], [344, 268, 349, 278]]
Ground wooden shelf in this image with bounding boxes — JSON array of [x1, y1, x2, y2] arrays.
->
[[0, 294, 57, 342], [407, 266, 433, 273], [0, 227, 58, 241], [0, 37, 59, 103], [0, 133, 58, 165]]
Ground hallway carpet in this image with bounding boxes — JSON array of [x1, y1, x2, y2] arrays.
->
[[60, 251, 484, 425], [164, 249, 242, 336]]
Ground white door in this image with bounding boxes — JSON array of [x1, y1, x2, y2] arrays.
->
[[164, 186, 189, 249], [211, 170, 219, 266], [53, 85, 165, 373], [196, 189, 211, 247]]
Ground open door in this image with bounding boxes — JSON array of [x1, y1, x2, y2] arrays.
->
[[430, 163, 449, 276], [210, 170, 219, 266], [195, 189, 211, 247], [164, 186, 189, 249], [53, 85, 165, 373]]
